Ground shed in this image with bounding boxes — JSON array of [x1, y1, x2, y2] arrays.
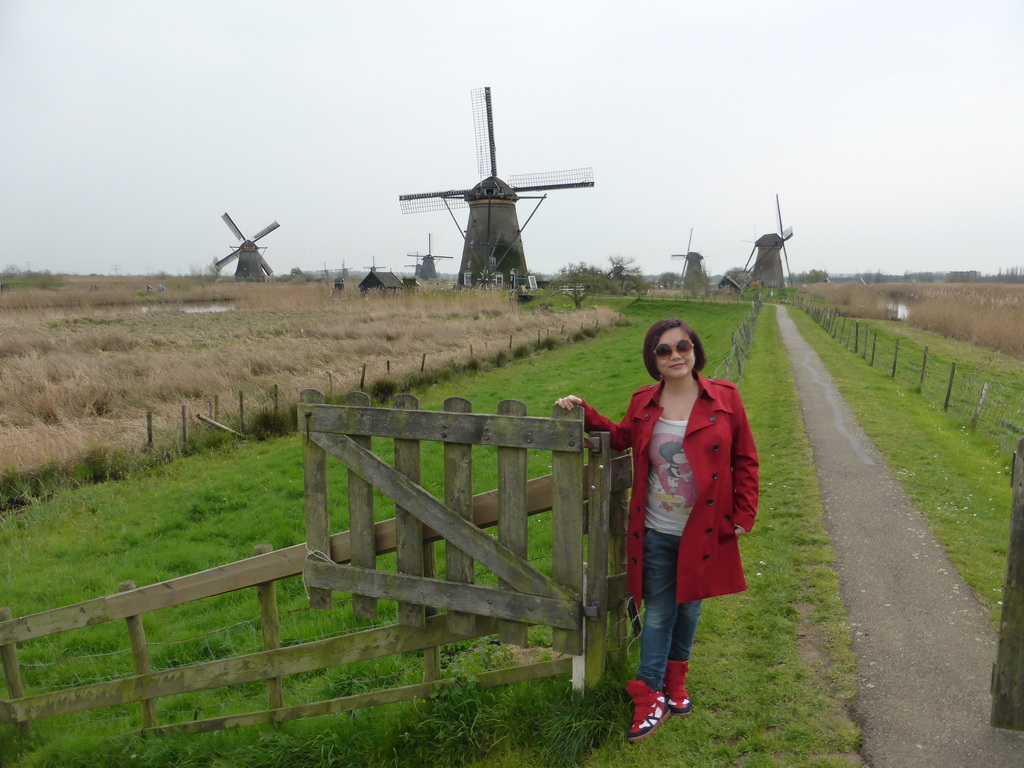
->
[[358, 270, 405, 294]]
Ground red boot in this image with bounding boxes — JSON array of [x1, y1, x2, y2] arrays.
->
[[664, 660, 691, 715], [626, 680, 669, 741]]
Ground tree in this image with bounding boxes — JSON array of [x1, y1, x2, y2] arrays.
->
[[657, 271, 681, 289], [549, 262, 615, 309], [607, 255, 647, 294], [793, 269, 829, 284]]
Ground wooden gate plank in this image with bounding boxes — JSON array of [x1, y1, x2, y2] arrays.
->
[[345, 391, 377, 620], [300, 389, 331, 610], [302, 405, 584, 451], [497, 399, 529, 647], [308, 431, 570, 600], [393, 394, 425, 628], [551, 404, 584, 656], [304, 561, 579, 629], [444, 397, 475, 636]]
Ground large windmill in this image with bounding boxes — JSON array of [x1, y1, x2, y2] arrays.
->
[[671, 227, 707, 288], [399, 87, 594, 287], [216, 213, 279, 282], [406, 234, 453, 280], [743, 195, 793, 288]]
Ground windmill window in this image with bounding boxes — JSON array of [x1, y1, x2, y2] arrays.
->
[[494, 274, 503, 286], [463, 272, 474, 287], [488, 256, 497, 267]]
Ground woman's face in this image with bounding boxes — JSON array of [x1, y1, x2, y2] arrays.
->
[[654, 326, 696, 382]]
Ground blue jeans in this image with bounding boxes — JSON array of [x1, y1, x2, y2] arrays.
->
[[637, 528, 703, 691]]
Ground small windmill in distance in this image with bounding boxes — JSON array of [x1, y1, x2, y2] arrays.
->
[[671, 228, 707, 288], [215, 213, 279, 282], [399, 87, 594, 288], [406, 234, 453, 280], [743, 195, 793, 288]]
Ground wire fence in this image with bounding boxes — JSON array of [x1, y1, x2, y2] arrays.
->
[[797, 298, 1024, 456], [711, 298, 763, 384]]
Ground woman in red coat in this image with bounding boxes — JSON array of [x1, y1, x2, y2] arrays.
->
[[556, 317, 759, 742]]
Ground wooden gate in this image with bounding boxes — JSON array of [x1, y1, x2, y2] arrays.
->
[[298, 389, 624, 690]]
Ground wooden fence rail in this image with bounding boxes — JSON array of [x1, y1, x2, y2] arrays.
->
[[0, 397, 631, 737]]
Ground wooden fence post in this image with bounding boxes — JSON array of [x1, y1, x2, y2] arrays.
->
[[891, 338, 900, 379], [300, 389, 331, 610], [0, 606, 31, 735], [992, 439, 1024, 730], [944, 362, 957, 411], [854, 321, 859, 353], [239, 391, 245, 431], [181, 405, 187, 450], [252, 545, 284, 712], [214, 394, 219, 422], [576, 432, 611, 691], [146, 411, 153, 450], [918, 345, 929, 392], [870, 333, 877, 367], [973, 383, 990, 429], [117, 581, 157, 730], [393, 394, 425, 629]]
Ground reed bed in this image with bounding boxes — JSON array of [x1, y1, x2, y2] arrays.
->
[[0, 282, 618, 472], [801, 282, 1024, 358]]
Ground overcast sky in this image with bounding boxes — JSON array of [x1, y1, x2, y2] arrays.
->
[[2, 1, 1022, 280]]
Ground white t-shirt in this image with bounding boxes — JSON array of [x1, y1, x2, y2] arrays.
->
[[645, 418, 698, 536]]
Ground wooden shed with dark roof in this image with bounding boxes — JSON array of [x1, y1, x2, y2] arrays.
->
[[358, 270, 405, 294]]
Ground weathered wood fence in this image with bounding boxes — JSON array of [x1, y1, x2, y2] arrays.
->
[[0, 394, 631, 737]]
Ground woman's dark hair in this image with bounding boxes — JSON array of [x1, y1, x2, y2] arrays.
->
[[642, 318, 706, 381]]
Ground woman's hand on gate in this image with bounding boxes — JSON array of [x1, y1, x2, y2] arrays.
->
[[555, 395, 582, 411]]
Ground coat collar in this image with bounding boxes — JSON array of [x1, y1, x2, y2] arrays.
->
[[637, 374, 720, 408]]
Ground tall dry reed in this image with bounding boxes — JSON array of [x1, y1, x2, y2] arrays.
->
[[801, 282, 1024, 358], [1, 282, 618, 472]]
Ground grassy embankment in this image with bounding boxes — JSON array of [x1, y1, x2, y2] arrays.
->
[[1, 297, 861, 767]]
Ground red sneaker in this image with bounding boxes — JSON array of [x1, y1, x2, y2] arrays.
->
[[626, 680, 669, 741]]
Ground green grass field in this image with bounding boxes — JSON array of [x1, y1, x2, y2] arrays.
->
[[2, 295, 1016, 767]]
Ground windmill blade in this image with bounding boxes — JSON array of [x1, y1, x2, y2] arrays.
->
[[398, 191, 471, 214], [781, 241, 793, 286], [509, 168, 594, 192], [259, 256, 274, 277], [472, 87, 497, 179], [687, 227, 693, 253], [222, 213, 244, 242], [743, 244, 757, 272], [252, 221, 280, 242], [216, 247, 242, 268]]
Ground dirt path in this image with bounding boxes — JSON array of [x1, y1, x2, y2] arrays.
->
[[776, 305, 1024, 766]]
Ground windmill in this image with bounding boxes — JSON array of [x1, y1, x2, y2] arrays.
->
[[671, 227, 707, 288], [743, 195, 793, 288], [216, 213, 279, 282], [399, 87, 594, 287], [406, 234, 453, 280]]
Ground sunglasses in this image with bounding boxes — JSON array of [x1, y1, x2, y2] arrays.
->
[[654, 339, 694, 359]]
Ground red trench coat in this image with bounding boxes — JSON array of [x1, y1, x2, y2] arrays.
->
[[580, 375, 759, 605]]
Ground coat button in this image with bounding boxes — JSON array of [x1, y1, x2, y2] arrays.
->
[[712, 472, 719, 480], [713, 444, 720, 451], [703, 554, 710, 561], [710, 416, 717, 423], [705, 527, 713, 534], [632, 532, 639, 539], [725, 514, 732, 521], [706, 499, 714, 506], [631, 557, 638, 564], [644, 413, 650, 419]]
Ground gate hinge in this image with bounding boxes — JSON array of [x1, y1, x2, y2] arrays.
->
[[583, 604, 600, 619]]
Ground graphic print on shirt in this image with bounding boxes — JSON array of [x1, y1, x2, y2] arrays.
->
[[648, 432, 698, 515]]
